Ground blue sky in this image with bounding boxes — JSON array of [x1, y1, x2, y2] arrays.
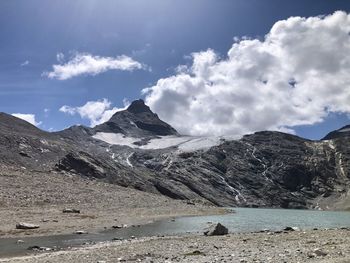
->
[[1, 0, 350, 139]]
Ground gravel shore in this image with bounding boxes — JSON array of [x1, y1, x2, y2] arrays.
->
[[1, 228, 350, 263], [0, 170, 224, 238], [2, 170, 350, 263]]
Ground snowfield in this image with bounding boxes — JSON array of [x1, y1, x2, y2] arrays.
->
[[92, 132, 240, 152]]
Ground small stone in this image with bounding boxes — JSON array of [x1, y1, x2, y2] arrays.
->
[[259, 229, 270, 233], [63, 208, 80, 213], [75, 230, 88, 234], [306, 240, 316, 244], [313, 248, 327, 257], [27, 246, 52, 251], [16, 223, 40, 230]]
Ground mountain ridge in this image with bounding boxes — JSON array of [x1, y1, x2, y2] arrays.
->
[[0, 100, 350, 210]]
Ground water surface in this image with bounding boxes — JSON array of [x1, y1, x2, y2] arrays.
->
[[1, 208, 350, 258]]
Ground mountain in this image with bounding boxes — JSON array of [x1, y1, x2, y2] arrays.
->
[[1, 100, 350, 210], [323, 125, 350, 140], [93, 99, 178, 137]]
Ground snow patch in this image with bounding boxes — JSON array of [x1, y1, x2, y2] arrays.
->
[[93, 133, 139, 147], [92, 132, 240, 151], [178, 136, 238, 152], [141, 136, 193, 150]]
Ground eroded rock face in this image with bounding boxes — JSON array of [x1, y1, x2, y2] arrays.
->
[[56, 152, 107, 179]]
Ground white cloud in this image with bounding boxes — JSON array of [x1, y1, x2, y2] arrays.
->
[[143, 11, 350, 136], [20, 60, 29, 66], [44, 52, 146, 80], [12, 113, 42, 126], [59, 98, 129, 127]]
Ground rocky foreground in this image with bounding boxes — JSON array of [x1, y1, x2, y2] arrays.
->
[[2, 228, 350, 263]]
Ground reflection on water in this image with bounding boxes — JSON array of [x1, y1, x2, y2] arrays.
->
[[1, 208, 350, 258]]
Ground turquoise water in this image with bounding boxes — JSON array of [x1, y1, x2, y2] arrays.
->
[[145, 208, 350, 234], [1, 208, 350, 257]]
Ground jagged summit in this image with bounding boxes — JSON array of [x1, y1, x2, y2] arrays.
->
[[93, 99, 178, 137], [126, 99, 152, 114]]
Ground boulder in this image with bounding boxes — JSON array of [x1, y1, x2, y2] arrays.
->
[[204, 223, 228, 236], [283, 226, 299, 231], [16, 223, 40, 230]]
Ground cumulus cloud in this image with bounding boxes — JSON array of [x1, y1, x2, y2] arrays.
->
[[59, 98, 129, 127], [12, 113, 42, 126], [44, 52, 146, 80], [143, 11, 350, 136]]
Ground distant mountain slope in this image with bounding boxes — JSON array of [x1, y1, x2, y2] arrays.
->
[[0, 101, 350, 210], [323, 125, 350, 140]]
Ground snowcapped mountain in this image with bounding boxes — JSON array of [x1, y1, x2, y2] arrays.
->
[[1, 100, 350, 210], [91, 99, 240, 152]]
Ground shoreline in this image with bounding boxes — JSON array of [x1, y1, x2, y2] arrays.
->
[[0, 204, 228, 239], [0, 170, 227, 239], [1, 228, 350, 262]]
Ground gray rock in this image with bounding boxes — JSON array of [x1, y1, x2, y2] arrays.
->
[[63, 208, 80, 213], [283, 226, 295, 231], [16, 222, 40, 230], [204, 223, 228, 236], [75, 230, 88, 234], [313, 248, 328, 257], [27, 246, 52, 251]]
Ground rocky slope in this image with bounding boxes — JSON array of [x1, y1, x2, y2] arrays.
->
[[1, 100, 350, 210]]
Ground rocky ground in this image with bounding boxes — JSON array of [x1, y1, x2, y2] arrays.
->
[[0, 169, 223, 238], [2, 228, 350, 263]]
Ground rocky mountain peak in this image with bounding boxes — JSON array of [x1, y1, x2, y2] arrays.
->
[[126, 99, 152, 114], [93, 99, 178, 137]]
